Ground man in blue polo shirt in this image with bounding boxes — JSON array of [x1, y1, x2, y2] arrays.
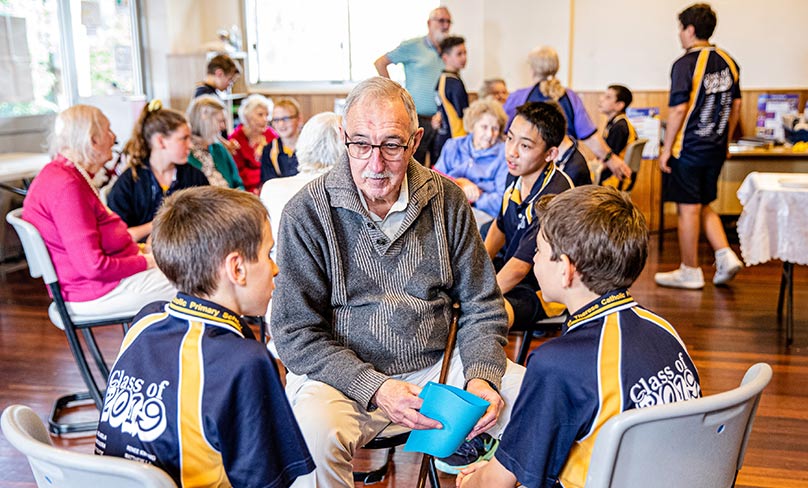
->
[[375, 7, 452, 166], [484, 101, 572, 329], [655, 3, 743, 290]]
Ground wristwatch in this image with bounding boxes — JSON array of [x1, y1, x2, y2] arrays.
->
[[603, 151, 613, 162]]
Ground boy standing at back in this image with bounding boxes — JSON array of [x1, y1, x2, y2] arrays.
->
[[458, 185, 701, 488], [435, 36, 470, 157], [656, 3, 743, 289], [95, 187, 314, 488], [484, 101, 573, 328]]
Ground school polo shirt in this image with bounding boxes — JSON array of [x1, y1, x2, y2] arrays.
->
[[107, 165, 209, 229], [497, 162, 572, 288], [496, 289, 701, 488], [386, 36, 444, 115], [95, 293, 314, 488], [603, 113, 637, 158], [669, 46, 741, 165]]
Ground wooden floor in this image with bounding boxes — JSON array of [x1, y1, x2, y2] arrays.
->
[[0, 231, 806, 488]]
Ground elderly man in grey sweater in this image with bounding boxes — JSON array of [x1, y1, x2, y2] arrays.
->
[[271, 77, 525, 487]]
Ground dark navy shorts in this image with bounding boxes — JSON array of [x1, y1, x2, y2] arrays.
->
[[505, 284, 547, 330], [663, 155, 725, 205]]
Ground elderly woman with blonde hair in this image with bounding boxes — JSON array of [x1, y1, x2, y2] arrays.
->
[[504, 45, 630, 180], [186, 95, 244, 190], [260, 111, 344, 242], [228, 94, 280, 194], [433, 98, 508, 220], [22, 105, 175, 321]]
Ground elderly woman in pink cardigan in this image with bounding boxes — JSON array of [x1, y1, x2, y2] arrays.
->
[[22, 105, 174, 321]]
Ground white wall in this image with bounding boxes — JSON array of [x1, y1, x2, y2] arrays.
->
[[572, 0, 808, 90]]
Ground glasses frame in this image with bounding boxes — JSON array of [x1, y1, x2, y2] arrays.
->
[[270, 115, 299, 124], [345, 132, 416, 161]]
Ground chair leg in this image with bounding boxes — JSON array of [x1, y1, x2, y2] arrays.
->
[[516, 329, 532, 365], [777, 263, 788, 323], [82, 328, 110, 380], [428, 457, 440, 487], [48, 391, 98, 435], [62, 324, 106, 411]]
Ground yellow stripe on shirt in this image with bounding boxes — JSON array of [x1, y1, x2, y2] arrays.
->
[[438, 74, 467, 138], [559, 313, 623, 488], [672, 48, 710, 158], [179, 321, 230, 488], [118, 312, 168, 359]]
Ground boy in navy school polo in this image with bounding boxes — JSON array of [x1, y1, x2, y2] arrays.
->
[[484, 101, 573, 329], [95, 187, 314, 488], [459, 186, 701, 488]]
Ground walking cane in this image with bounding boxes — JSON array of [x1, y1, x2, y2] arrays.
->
[[416, 304, 460, 488]]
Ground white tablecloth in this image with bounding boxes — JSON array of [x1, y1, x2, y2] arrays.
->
[[0, 152, 49, 183], [737, 172, 808, 266]]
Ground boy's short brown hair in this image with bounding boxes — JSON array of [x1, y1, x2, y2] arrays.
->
[[152, 186, 269, 296], [515, 101, 566, 149], [206, 54, 239, 76], [536, 186, 648, 294]]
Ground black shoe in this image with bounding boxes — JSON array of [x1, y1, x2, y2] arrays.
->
[[433, 433, 499, 474]]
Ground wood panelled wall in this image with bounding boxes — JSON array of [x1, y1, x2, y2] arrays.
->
[[251, 88, 808, 231]]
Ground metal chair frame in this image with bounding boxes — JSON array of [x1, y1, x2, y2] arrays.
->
[[6, 209, 133, 435]]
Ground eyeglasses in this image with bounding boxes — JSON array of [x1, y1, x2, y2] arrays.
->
[[345, 133, 415, 161], [271, 115, 298, 124], [431, 17, 452, 25]]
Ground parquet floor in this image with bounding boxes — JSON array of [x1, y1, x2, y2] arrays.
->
[[0, 231, 806, 487]]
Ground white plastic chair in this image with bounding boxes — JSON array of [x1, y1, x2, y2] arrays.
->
[[1, 404, 176, 488], [585, 362, 772, 488], [6, 208, 134, 434]]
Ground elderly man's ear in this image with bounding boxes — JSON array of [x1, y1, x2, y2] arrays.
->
[[412, 127, 425, 151]]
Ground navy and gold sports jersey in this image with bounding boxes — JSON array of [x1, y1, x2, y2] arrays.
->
[[95, 293, 314, 488], [496, 289, 701, 488], [669, 46, 740, 164], [497, 162, 573, 288], [603, 113, 637, 158]]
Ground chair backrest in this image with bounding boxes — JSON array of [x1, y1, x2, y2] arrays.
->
[[619, 139, 647, 193], [585, 362, 772, 488], [6, 208, 58, 285], [1, 405, 177, 488], [623, 139, 647, 175]]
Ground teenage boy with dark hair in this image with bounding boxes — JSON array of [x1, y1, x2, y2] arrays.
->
[[95, 186, 314, 488], [193, 54, 240, 99], [458, 185, 701, 488], [435, 35, 470, 157], [484, 101, 573, 328], [599, 84, 636, 158], [656, 3, 743, 290]]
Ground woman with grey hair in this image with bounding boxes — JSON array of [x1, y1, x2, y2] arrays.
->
[[186, 95, 244, 189], [433, 98, 508, 219], [228, 94, 280, 194], [503, 45, 630, 180], [260, 111, 344, 242], [22, 104, 175, 321]]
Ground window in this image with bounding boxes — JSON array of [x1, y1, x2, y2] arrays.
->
[[0, 0, 62, 117], [0, 0, 144, 118], [245, 0, 438, 86]]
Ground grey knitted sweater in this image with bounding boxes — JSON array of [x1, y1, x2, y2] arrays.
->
[[270, 155, 508, 408]]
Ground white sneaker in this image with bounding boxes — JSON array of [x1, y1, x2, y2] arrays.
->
[[713, 249, 743, 285], [655, 264, 705, 289]]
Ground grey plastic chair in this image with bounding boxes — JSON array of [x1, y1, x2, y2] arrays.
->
[[585, 362, 772, 488], [6, 208, 134, 434], [595, 139, 648, 192], [1, 404, 176, 488]]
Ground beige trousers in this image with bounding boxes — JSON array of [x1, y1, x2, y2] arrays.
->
[[286, 349, 525, 488]]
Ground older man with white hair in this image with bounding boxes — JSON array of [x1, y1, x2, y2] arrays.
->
[[375, 6, 453, 166], [270, 77, 524, 487]]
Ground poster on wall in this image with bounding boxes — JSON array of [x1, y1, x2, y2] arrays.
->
[[626, 107, 661, 159], [756, 94, 800, 141]]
